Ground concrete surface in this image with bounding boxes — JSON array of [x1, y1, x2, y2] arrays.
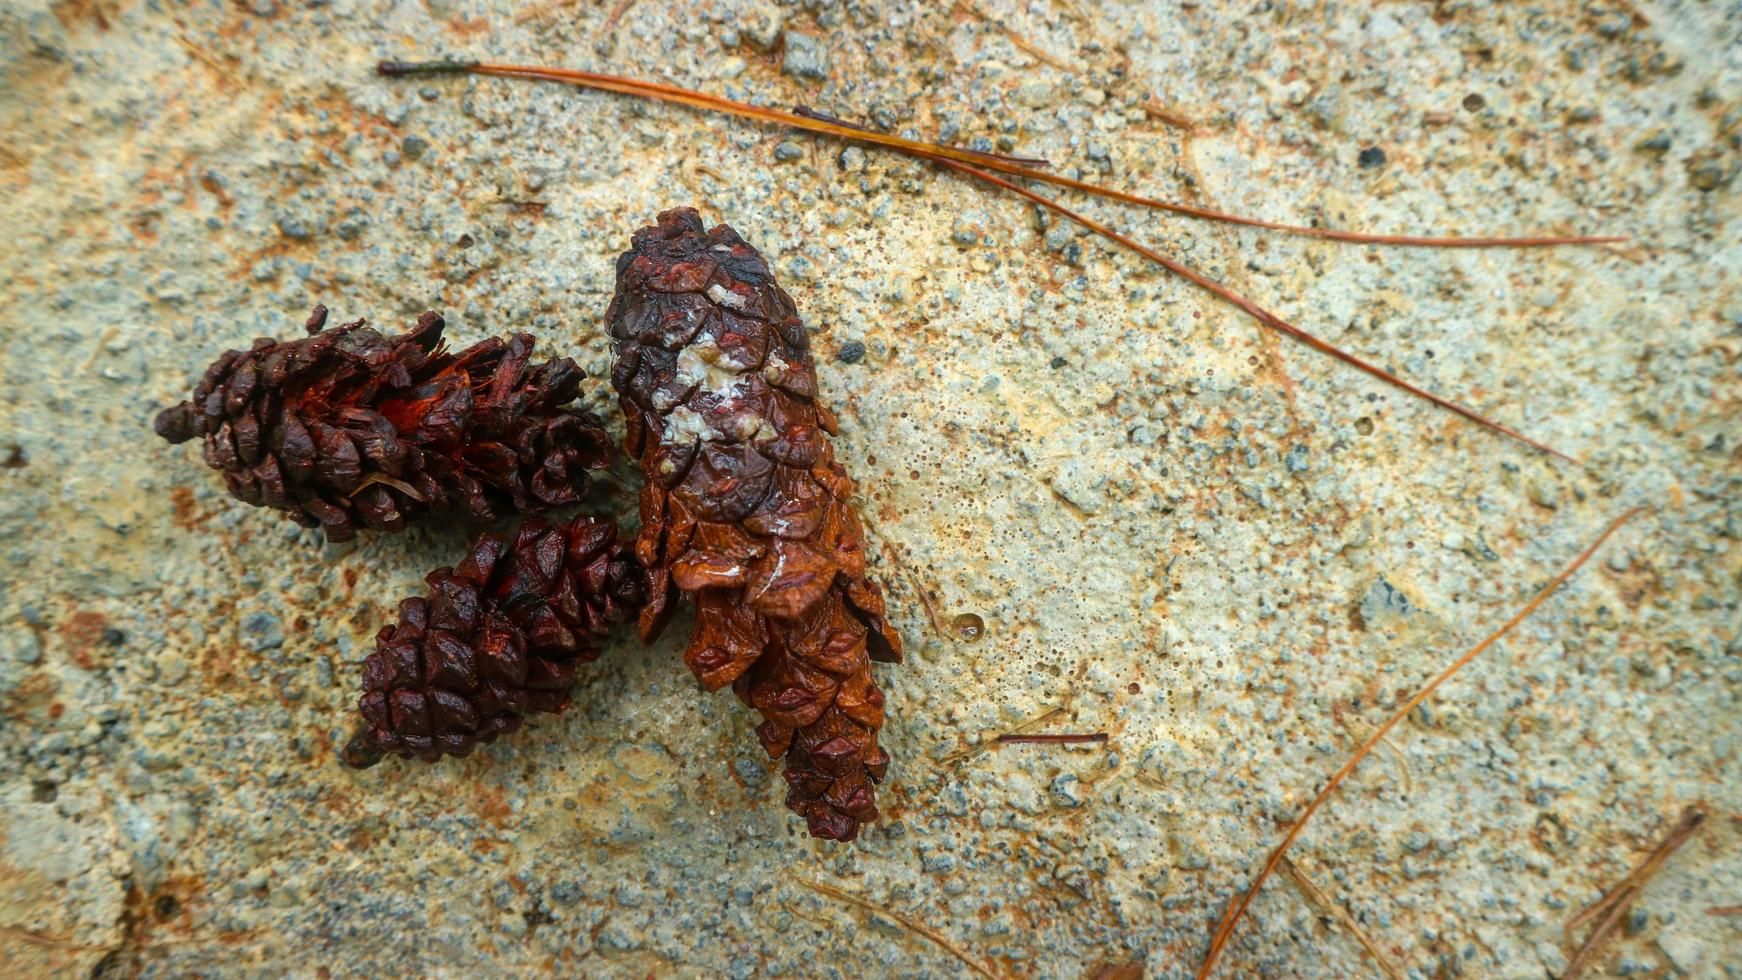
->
[[0, 0, 1737, 976]]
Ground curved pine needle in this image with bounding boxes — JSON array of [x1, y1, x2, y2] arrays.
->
[[1562, 807, 1706, 979], [379, 60, 1623, 248], [796, 878, 1005, 980], [936, 158, 1577, 461], [1197, 507, 1644, 978], [378, 58, 1582, 460]]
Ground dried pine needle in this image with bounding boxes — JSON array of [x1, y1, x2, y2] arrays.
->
[[796, 878, 1005, 980], [379, 61, 1622, 248], [1198, 507, 1644, 978], [375, 57, 1604, 460], [1279, 856, 1404, 980], [1563, 806, 1707, 979], [934, 157, 1578, 461]]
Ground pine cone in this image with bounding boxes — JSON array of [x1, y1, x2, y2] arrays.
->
[[606, 207, 902, 841], [154, 306, 613, 542], [342, 515, 645, 768]]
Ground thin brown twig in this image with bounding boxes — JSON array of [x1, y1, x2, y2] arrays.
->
[[0, 923, 89, 952], [600, 0, 637, 35], [1141, 97, 1199, 133], [0, 921, 265, 952], [512, 0, 578, 24], [796, 878, 1006, 980], [860, 515, 948, 638], [1279, 856, 1404, 980], [376, 60, 1622, 248], [1332, 700, 1412, 796], [955, 0, 1078, 73], [1198, 507, 1645, 978], [490, 197, 550, 212], [779, 900, 837, 931], [175, 32, 233, 79], [1708, 905, 1742, 916], [997, 732, 1107, 744], [1565, 807, 1707, 934], [886, 565, 942, 633], [373, 59, 1585, 461], [793, 104, 1053, 169], [1563, 806, 1707, 978], [940, 705, 1066, 768]]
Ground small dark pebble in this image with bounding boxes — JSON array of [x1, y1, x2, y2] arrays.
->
[[1462, 93, 1486, 112], [835, 341, 866, 364], [1049, 356, 1068, 369], [1635, 133, 1672, 155], [101, 628, 126, 647], [401, 135, 429, 161], [1358, 146, 1387, 169]]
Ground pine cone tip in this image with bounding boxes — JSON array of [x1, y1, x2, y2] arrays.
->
[[341, 729, 386, 769], [154, 402, 197, 444]]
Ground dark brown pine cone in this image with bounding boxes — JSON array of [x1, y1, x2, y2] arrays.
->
[[607, 207, 903, 842], [153, 306, 614, 542], [342, 515, 645, 768]]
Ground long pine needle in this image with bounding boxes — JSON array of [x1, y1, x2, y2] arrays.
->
[[375, 58, 1603, 459], [383, 60, 1623, 248], [1197, 508, 1644, 977]]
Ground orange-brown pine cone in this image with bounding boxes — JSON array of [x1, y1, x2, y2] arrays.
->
[[607, 207, 902, 841]]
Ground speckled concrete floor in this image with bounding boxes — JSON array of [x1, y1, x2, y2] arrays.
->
[[1, 1, 1737, 977]]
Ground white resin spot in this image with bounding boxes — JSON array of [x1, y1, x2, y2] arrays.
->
[[729, 414, 775, 442], [662, 406, 721, 445], [761, 352, 791, 384], [706, 283, 750, 312], [676, 341, 752, 398]]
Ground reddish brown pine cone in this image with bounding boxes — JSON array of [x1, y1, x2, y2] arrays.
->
[[342, 515, 645, 768], [606, 207, 902, 842], [154, 306, 614, 542]]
